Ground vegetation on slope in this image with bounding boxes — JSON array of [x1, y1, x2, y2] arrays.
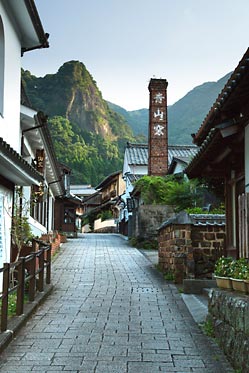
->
[[22, 61, 135, 185]]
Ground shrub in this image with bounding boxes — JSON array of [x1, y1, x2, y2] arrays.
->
[[230, 258, 249, 279], [214, 256, 235, 277]]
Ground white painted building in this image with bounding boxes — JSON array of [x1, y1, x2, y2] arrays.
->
[[0, 0, 49, 267], [119, 142, 197, 233]]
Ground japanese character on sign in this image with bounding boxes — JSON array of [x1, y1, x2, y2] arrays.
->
[[154, 124, 164, 136], [153, 108, 164, 120], [37, 156, 44, 168], [154, 92, 164, 104]]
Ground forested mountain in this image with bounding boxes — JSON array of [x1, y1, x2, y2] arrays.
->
[[109, 73, 232, 144], [168, 73, 232, 144], [22, 60, 232, 185], [22, 61, 135, 185], [107, 102, 148, 137]]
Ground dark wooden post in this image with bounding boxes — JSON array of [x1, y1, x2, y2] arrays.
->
[[29, 253, 36, 302], [1, 263, 10, 332], [16, 258, 25, 316], [46, 245, 51, 285], [37, 248, 44, 292]]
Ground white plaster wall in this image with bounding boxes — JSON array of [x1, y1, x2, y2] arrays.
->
[[48, 195, 54, 232], [0, 185, 12, 267], [0, 3, 22, 151], [94, 218, 116, 231], [173, 163, 185, 174], [245, 124, 249, 193]]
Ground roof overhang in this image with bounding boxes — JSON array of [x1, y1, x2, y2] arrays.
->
[[95, 170, 121, 190], [2, 0, 49, 53], [0, 137, 43, 186], [193, 48, 249, 146], [185, 126, 244, 179], [20, 108, 65, 196], [186, 48, 249, 180]]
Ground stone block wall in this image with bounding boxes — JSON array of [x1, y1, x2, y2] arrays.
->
[[129, 204, 175, 239], [158, 212, 226, 283], [158, 223, 192, 283], [192, 225, 225, 277], [208, 289, 249, 371]]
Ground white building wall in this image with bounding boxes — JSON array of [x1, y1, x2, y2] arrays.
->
[[0, 3, 22, 151], [0, 186, 12, 266]]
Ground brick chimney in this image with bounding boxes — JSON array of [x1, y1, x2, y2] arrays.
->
[[148, 78, 168, 176]]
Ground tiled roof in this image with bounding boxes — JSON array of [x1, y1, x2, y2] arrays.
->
[[95, 170, 122, 189], [126, 143, 148, 165], [125, 142, 197, 166], [125, 174, 144, 183], [168, 145, 197, 165], [158, 211, 225, 230], [0, 137, 44, 184], [190, 213, 225, 226]]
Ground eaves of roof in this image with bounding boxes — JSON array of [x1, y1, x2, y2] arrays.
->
[[158, 211, 225, 231], [0, 137, 43, 186], [35, 112, 65, 196], [3, 0, 49, 53], [193, 47, 249, 146], [184, 128, 219, 178], [24, 0, 49, 44], [95, 170, 121, 190]]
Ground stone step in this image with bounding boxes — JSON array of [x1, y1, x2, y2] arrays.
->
[[181, 293, 209, 324]]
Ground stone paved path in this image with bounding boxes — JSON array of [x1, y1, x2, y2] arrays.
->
[[0, 234, 234, 372]]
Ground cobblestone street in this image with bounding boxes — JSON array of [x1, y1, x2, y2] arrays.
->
[[0, 234, 233, 372]]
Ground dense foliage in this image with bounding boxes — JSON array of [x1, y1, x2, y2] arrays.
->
[[134, 175, 223, 212], [48, 116, 126, 185]]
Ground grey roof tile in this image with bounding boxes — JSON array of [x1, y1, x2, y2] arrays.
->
[[125, 143, 197, 166]]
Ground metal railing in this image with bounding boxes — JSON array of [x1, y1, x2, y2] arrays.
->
[[0, 239, 51, 332]]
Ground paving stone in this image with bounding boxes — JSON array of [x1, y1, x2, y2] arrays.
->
[[0, 234, 234, 372]]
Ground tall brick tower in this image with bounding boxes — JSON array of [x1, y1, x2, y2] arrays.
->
[[148, 78, 168, 176]]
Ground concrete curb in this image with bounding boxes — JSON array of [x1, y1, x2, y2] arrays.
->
[[0, 283, 53, 353]]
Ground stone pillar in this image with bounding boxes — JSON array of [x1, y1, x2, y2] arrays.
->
[[148, 78, 168, 176]]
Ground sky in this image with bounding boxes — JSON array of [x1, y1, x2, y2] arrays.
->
[[22, 0, 249, 111]]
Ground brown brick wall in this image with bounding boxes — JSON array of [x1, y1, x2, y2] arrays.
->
[[40, 233, 67, 257], [158, 223, 225, 283]]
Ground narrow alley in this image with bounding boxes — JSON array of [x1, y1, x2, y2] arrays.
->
[[0, 234, 233, 372]]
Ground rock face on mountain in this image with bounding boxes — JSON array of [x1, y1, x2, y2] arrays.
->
[[22, 61, 134, 185], [22, 61, 132, 140]]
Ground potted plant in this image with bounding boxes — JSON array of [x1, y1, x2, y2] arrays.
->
[[214, 256, 234, 289], [243, 270, 249, 294], [230, 258, 249, 293]]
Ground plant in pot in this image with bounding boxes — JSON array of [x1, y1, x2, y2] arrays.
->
[[214, 256, 234, 289], [243, 269, 249, 294], [230, 258, 249, 293]]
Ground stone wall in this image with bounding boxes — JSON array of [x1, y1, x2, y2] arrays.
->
[[158, 222, 192, 283], [208, 289, 249, 371], [158, 212, 225, 283], [129, 204, 175, 239]]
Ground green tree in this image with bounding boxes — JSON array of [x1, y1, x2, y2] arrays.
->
[[134, 176, 204, 211]]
